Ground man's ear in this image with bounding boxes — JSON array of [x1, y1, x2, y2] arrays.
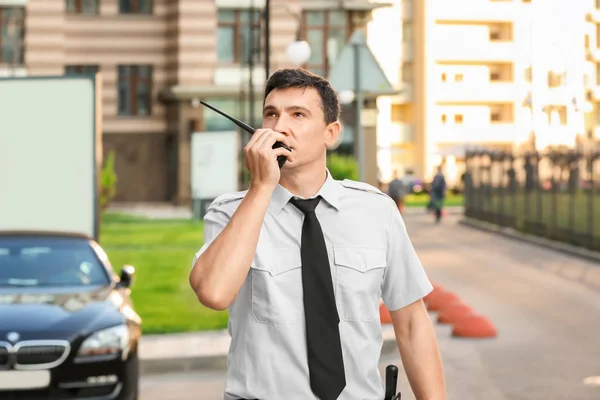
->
[[325, 121, 342, 149]]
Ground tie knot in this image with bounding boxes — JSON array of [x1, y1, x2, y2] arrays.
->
[[290, 196, 321, 214]]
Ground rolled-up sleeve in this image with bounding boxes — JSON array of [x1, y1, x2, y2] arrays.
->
[[381, 203, 433, 311], [191, 202, 231, 268]]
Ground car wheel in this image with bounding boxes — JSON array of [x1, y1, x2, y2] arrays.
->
[[119, 352, 139, 400]]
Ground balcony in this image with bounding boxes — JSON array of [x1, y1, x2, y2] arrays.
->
[[432, 124, 517, 144], [389, 123, 414, 144], [431, 0, 518, 22], [435, 41, 515, 62], [435, 82, 516, 103]]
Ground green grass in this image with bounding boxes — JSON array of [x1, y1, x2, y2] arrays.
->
[[404, 193, 464, 207], [466, 190, 600, 251], [99, 213, 228, 335]]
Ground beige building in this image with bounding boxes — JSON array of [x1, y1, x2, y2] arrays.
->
[[1, 0, 384, 203], [372, 0, 600, 188]]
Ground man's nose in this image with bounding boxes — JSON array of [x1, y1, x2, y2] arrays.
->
[[273, 115, 291, 135]]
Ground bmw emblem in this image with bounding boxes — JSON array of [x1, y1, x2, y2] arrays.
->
[[6, 332, 19, 343]]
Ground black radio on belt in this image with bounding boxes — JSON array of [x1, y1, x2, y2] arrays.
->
[[384, 364, 401, 400]]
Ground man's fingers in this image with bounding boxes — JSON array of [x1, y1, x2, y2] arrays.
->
[[245, 128, 269, 148], [253, 130, 291, 151], [272, 147, 293, 162]]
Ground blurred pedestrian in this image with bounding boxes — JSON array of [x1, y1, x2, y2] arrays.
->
[[387, 170, 407, 215], [430, 165, 447, 223]]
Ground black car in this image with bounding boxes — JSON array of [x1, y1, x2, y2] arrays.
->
[[0, 231, 141, 400]]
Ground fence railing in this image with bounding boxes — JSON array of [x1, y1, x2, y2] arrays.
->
[[463, 148, 600, 252]]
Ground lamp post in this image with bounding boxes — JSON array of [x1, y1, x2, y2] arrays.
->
[[264, 0, 270, 81]]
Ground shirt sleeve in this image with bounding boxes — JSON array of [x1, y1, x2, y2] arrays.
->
[[191, 202, 231, 268], [381, 203, 433, 311]]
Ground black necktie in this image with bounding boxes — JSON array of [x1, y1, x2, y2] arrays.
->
[[290, 196, 346, 400]]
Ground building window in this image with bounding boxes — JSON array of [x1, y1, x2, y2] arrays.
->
[[454, 114, 463, 124], [65, 65, 99, 75], [454, 73, 463, 82], [0, 7, 25, 65], [441, 114, 447, 123], [441, 73, 447, 82], [119, 0, 152, 14], [217, 9, 261, 64], [118, 65, 152, 117], [302, 10, 355, 77], [66, 0, 99, 15]]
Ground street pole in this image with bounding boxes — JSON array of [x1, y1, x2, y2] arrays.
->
[[353, 42, 365, 182], [245, 3, 257, 188], [264, 0, 270, 81]]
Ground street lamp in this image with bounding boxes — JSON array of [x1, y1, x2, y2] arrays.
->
[[286, 40, 311, 66], [338, 90, 355, 105]]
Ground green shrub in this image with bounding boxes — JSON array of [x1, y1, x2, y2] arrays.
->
[[327, 153, 359, 181], [100, 151, 117, 210]]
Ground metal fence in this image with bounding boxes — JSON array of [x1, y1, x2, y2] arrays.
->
[[463, 148, 600, 252]]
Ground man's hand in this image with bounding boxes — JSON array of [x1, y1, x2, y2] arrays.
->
[[244, 129, 292, 189]]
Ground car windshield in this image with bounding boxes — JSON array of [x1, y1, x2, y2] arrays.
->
[[0, 236, 110, 287]]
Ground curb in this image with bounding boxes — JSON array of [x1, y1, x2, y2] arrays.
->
[[139, 328, 398, 376], [460, 217, 600, 291]]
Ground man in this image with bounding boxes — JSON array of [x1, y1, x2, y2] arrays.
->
[[190, 68, 446, 400], [429, 166, 447, 223], [387, 170, 407, 215]]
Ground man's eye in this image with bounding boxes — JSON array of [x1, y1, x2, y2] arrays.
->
[[294, 112, 305, 118], [265, 112, 276, 117]]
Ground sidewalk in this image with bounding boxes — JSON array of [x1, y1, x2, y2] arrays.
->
[[138, 324, 397, 375]]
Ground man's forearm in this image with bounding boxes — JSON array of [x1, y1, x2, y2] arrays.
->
[[393, 304, 446, 400], [189, 184, 273, 310]]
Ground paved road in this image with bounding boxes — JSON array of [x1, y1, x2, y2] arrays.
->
[[141, 214, 600, 400]]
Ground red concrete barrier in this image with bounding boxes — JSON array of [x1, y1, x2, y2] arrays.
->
[[437, 303, 475, 324], [426, 291, 460, 312], [451, 314, 498, 338], [379, 302, 392, 324]]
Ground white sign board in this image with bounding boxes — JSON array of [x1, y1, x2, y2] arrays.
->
[[0, 76, 100, 239], [191, 130, 239, 199]]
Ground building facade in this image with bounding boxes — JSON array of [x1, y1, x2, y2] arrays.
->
[[372, 0, 600, 187], [1, 0, 383, 203]]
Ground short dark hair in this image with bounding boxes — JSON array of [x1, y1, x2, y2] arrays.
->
[[264, 68, 341, 124]]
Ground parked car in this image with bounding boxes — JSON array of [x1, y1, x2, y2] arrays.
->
[[0, 231, 141, 400]]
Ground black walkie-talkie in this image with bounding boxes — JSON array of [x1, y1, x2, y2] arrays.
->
[[199, 100, 291, 169], [385, 364, 400, 400]]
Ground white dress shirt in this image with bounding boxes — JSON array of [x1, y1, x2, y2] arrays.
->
[[192, 171, 433, 400]]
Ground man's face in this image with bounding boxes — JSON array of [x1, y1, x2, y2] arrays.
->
[[262, 87, 340, 169]]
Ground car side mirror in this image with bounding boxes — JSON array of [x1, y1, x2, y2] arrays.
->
[[117, 265, 135, 288]]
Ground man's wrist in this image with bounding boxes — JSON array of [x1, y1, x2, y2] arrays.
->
[[247, 182, 276, 203]]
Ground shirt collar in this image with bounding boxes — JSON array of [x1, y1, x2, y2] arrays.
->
[[269, 169, 341, 215]]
